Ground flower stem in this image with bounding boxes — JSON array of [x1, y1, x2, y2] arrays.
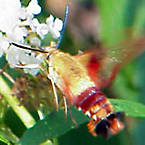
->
[[0, 76, 36, 128]]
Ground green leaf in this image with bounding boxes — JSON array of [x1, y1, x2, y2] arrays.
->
[[110, 99, 145, 117], [19, 99, 145, 145], [19, 107, 89, 145]]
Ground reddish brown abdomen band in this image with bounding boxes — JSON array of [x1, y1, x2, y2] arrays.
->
[[75, 87, 124, 138]]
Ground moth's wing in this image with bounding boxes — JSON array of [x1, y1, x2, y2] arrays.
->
[[74, 48, 105, 89], [75, 37, 145, 89]]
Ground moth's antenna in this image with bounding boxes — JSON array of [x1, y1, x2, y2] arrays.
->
[[56, 5, 69, 49], [11, 42, 48, 53]]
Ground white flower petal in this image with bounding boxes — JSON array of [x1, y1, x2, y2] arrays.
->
[[30, 18, 40, 32], [27, 0, 41, 15], [46, 15, 54, 25], [7, 26, 26, 42], [24, 67, 40, 76], [30, 37, 41, 46], [0, 0, 21, 33], [20, 54, 42, 75], [54, 18, 63, 31], [20, 27, 29, 37], [20, 52, 42, 65], [6, 45, 22, 65], [46, 15, 54, 31], [18, 7, 28, 20], [0, 50, 3, 57], [51, 29, 60, 39], [0, 39, 9, 52], [36, 23, 49, 38]]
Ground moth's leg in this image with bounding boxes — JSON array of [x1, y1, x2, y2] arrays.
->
[[68, 106, 78, 127], [39, 65, 59, 111], [63, 95, 68, 118], [37, 109, 44, 120], [47, 74, 59, 110]]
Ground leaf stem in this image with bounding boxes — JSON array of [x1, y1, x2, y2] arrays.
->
[[0, 76, 36, 128]]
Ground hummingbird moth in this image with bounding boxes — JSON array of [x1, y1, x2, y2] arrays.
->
[[11, 5, 145, 138]]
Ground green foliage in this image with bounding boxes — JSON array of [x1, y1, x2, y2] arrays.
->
[[19, 107, 89, 145], [110, 99, 145, 117], [1, 0, 145, 145], [19, 99, 145, 145]]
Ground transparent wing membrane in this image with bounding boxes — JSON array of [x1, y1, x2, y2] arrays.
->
[[76, 36, 145, 89]]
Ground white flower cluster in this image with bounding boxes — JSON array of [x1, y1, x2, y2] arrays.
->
[[0, 0, 63, 75]]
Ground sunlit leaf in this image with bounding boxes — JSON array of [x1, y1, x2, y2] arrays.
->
[[19, 98, 145, 145], [19, 107, 89, 145], [0, 135, 11, 145], [110, 99, 145, 117]]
